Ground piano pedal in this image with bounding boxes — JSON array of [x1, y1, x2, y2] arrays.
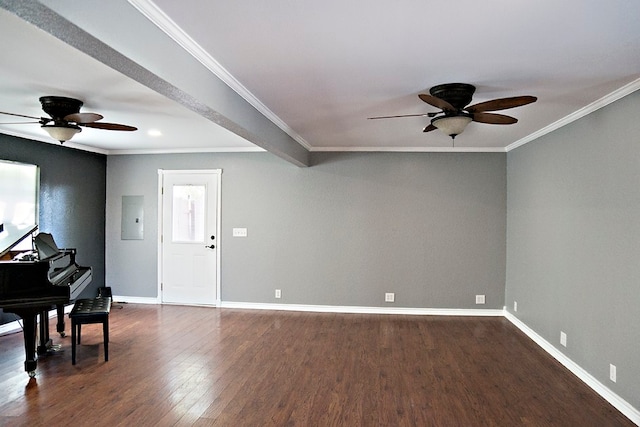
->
[[46, 344, 64, 355]]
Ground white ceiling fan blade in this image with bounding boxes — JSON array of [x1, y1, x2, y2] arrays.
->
[[64, 112, 104, 123]]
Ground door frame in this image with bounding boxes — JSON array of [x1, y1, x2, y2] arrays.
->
[[157, 169, 222, 305]]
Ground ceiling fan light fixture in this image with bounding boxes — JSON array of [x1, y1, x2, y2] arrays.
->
[[41, 123, 81, 143], [431, 115, 472, 139]]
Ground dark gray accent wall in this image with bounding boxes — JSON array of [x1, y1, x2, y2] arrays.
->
[[107, 152, 506, 308], [0, 134, 106, 324], [506, 89, 640, 407]]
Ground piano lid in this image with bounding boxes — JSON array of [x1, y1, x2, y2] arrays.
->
[[34, 233, 61, 259], [0, 224, 38, 259]]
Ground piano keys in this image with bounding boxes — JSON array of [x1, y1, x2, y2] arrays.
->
[[0, 232, 92, 377]]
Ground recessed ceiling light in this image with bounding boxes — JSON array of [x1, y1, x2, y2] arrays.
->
[[147, 129, 162, 137]]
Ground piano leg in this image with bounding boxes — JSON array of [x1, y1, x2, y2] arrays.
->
[[37, 309, 52, 355], [56, 304, 66, 337], [19, 311, 39, 377]]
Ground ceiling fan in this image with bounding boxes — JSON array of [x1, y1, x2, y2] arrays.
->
[[369, 83, 537, 140], [0, 96, 137, 143]]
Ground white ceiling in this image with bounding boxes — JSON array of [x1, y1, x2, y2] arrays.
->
[[0, 6, 258, 154], [1, 0, 639, 160]]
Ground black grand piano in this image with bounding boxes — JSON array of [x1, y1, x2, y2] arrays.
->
[[0, 231, 92, 377]]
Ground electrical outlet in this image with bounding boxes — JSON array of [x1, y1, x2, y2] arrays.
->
[[475, 295, 485, 304], [275, 289, 281, 299], [610, 364, 616, 382], [514, 301, 518, 312], [560, 331, 567, 347], [385, 292, 395, 303]]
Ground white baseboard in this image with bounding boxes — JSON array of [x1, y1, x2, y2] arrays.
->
[[219, 301, 504, 316], [505, 311, 640, 425], [0, 319, 22, 336], [0, 304, 74, 336], [112, 295, 159, 304], [0, 296, 162, 336]]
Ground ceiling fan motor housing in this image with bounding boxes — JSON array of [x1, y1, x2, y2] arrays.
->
[[39, 96, 83, 121], [429, 83, 476, 111]]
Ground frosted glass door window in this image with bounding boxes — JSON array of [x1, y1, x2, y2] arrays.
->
[[172, 185, 205, 242]]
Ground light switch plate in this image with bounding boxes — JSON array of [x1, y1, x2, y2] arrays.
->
[[232, 228, 248, 237]]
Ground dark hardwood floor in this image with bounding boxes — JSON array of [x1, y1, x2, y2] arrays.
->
[[0, 304, 634, 426]]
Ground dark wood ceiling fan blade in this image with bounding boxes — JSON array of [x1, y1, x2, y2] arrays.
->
[[368, 112, 437, 119], [466, 96, 537, 113], [423, 124, 437, 132], [0, 111, 43, 120], [80, 122, 138, 131], [64, 112, 104, 123], [472, 112, 518, 124], [418, 94, 456, 112]]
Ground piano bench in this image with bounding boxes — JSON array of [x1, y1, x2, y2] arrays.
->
[[69, 297, 111, 365]]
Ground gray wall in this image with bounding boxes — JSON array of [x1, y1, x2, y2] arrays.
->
[[506, 89, 640, 407], [0, 134, 106, 323], [107, 152, 506, 308]]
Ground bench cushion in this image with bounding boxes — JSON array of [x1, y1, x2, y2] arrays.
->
[[70, 297, 111, 318]]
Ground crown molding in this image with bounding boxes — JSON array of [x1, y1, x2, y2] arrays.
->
[[506, 77, 640, 152], [310, 145, 506, 153], [0, 128, 267, 156], [0, 129, 111, 155], [106, 146, 265, 155], [127, 0, 312, 151]]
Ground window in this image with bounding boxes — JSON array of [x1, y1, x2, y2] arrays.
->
[[171, 185, 205, 243], [0, 160, 39, 256]]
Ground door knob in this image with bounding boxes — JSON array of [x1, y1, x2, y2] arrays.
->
[[205, 244, 215, 249]]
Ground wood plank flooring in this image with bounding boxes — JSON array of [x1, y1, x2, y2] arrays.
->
[[0, 304, 634, 426]]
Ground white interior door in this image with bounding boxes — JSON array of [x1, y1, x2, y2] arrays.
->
[[160, 170, 220, 305]]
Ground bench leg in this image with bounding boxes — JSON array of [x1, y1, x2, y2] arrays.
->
[[103, 316, 109, 362], [71, 320, 77, 365]]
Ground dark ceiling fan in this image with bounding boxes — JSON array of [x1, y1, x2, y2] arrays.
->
[[369, 83, 537, 139], [0, 96, 137, 143]]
